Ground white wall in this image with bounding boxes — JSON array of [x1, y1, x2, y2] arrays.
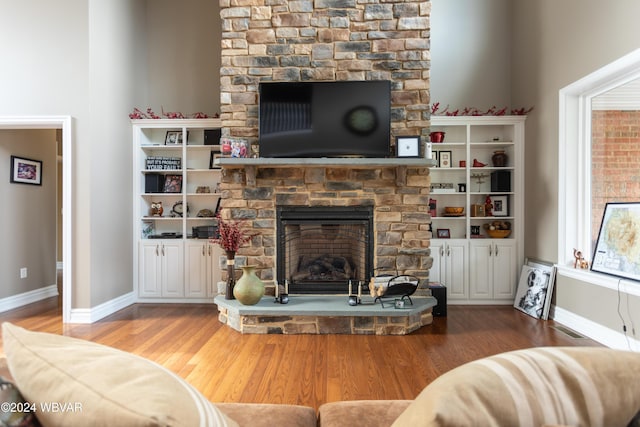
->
[[510, 0, 640, 348], [146, 0, 221, 116], [0, 0, 221, 318], [430, 0, 511, 112]]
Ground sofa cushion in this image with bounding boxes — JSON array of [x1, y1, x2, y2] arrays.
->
[[215, 403, 316, 427], [318, 400, 412, 427], [2, 322, 238, 427], [392, 347, 640, 427]]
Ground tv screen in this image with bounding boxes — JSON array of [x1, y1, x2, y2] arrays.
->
[[258, 80, 391, 158]]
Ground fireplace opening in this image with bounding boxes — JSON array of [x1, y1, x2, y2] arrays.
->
[[277, 206, 373, 294]]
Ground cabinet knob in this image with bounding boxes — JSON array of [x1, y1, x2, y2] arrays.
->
[[446, 245, 450, 256], [155, 244, 160, 257]]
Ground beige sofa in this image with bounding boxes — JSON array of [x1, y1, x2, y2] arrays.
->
[[2, 322, 640, 427]]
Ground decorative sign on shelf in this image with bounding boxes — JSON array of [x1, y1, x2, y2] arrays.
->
[[430, 183, 456, 193], [145, 156, 181, 170]]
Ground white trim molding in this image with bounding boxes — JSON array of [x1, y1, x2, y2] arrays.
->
[[0, 116, 73, 324], [0, 285, 59, 313], [67, 292, 136, 324], [553, 305, 640, 352], [558, 49, 640, 267]]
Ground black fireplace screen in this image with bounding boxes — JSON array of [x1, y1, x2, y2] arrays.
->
[[277, 206, 373, 294]]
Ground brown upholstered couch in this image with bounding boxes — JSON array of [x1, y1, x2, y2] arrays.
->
[[2, 322, 640, 427]]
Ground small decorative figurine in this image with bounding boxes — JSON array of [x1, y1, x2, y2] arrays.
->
[[149, 201, 163, 217], [573, 248, 589, 269], [484, 196, 493, 216]]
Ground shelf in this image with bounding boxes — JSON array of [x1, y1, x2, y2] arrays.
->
[[142, 169, 183, 174]]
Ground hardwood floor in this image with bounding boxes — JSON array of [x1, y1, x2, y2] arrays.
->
[[0, 297, 601, 410]]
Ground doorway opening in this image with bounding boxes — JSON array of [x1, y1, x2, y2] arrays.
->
[[0, 116, 72, 323]]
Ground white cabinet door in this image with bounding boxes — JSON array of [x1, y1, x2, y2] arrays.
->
[[492, 239, 517, 299], [185, 241, 222, 298], [161, 241, 184, 297], [185, 241, 210, 298], [139, 241, 162, 297], [431, 240, 468, 300], [469, 240, 493, 299], [139, 240, 184, 297], [469, 239, 517, 300]]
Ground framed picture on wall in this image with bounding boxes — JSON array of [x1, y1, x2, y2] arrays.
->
[[591, 202, 640, 281], [10, 156, 42, 186]]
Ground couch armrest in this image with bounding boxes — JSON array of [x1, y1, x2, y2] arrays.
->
[[216, 402, 317, 427], [318, 400, 412, 427]]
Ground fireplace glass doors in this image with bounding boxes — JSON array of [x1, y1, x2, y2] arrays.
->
[[277, 206, 373, 294]]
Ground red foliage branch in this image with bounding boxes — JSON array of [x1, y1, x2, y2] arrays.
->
[[430, 103, 534, 116], [210, 212, 255, 253]]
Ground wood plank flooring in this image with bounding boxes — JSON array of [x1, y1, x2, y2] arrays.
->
[[0, 297, 601, 410]]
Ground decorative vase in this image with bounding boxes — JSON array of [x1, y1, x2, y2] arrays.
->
[[491, 150, 508, 167], [233, 265, 265, 305], [429, 131, 445, 143], [225, 250, 236, 300]]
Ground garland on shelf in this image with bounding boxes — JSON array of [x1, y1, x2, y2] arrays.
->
[[128, 107, 219, 120], [430, 102, 533, 116]]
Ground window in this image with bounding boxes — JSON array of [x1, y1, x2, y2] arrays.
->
[[559, 49, 640, 267]]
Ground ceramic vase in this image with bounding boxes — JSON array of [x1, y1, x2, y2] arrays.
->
[[492, 150, 508, 167], [233, 265, 265, 305]]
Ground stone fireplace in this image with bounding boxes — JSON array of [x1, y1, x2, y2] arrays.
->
[[218, 161, 433, 295], [277, 205, 373, 294], [217, 0, 433, 295]]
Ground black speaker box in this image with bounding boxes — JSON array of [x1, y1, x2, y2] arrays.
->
[[428, 283, 447, 317], [145, 174, 165, 193], [491, 170, 511, 192], [204, 129, 221, 146]]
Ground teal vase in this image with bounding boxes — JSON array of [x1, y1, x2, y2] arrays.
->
[[233, 265, 265, 305]]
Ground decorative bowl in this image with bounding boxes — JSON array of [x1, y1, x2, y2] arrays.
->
[[444, 207, 464, 214], [486, 229, 511, 238]]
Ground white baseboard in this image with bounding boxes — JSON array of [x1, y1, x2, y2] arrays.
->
[[552, 305, 640, 352], [67, 292, 136, 324], [0, 285, 59, 313]]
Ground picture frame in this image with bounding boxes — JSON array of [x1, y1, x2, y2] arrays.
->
[[591, 202, 640, 282], [165, 131, 185, 145], [436, 228, 451, 239], [491, 195, 509, 216], [433, 151, 439, 167], [396, 136, 421, 158], [438, 150, 452, 168], [163, 174, 183, 193], [10, 155, 42, 185], [514, 258, 556, 320], [209, 145, 221, 169]]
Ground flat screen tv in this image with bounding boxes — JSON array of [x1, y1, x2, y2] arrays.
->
[[258, 80, 391, 158]]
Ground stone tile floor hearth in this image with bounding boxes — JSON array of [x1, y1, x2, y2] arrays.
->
[[214, 295, 437, 335]]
